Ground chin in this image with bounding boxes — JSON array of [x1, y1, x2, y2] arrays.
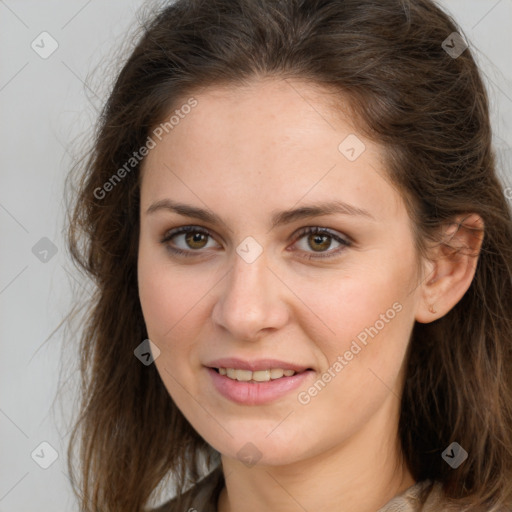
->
[[206, 430, 312, 468]]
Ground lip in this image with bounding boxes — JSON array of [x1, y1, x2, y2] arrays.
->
[[205, 357, 311, 372], [205, 359, 315, 405]]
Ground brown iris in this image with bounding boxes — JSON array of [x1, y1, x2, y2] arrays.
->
[[185, 231, 209, 249], [308, 233, 331, 252]]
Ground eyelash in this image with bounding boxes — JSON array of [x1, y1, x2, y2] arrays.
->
[[160, 225, 352, 260]]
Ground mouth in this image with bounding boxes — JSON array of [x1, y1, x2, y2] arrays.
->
[[204, 358, 315, 405], [211, 366, 313, 383]]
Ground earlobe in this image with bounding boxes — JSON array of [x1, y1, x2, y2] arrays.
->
[[415, 213, 484, 324], [428, 304, 437, 314]]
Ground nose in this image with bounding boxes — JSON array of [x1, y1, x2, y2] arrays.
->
[[211, 246, 290, 342]]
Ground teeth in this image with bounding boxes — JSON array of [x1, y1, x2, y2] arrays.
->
[[217, 367, 298, 382], [235, 369, 252, 381], [252, 370, 270, 381], [270, 368, 284, 379]]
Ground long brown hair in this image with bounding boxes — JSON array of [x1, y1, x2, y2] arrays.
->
[[65, 0, 512, 510]]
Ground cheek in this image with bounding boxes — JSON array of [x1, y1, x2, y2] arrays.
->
[[137, 247, 220, 404], [137, 253, 207, 401], [289, 258, 415, 416], [288, 280, 411, 447], [138, 243, 210, 341], [290, 263, 410, 352]]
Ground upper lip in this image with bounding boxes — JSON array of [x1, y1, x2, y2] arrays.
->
[[205, 357, 312, 372]]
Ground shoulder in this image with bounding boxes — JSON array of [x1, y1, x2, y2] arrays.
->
[[379, 479, 511, 512], [377, 479, 437, 512], [150, 466, 224, 512]]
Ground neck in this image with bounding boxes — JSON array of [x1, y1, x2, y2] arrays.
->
[[217, 395, 415, 512]]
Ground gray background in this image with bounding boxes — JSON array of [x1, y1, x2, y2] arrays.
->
[[1, 1, 511, 510]]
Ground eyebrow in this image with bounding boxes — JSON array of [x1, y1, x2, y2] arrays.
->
[[145, 198, 376, 228]]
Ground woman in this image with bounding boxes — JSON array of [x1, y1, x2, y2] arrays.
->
[[66, 0, 512, 510]]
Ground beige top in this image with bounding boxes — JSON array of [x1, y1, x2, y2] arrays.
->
[[151, 465, 465, 512]]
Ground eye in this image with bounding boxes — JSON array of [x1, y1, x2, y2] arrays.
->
[[291, 226, 351, 260], [160, 225, 351, 259], [160, 226, 220, 257]]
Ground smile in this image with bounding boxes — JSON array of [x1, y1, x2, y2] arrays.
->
[[215, 367, 299, 382], [206, 367, 315, 405]]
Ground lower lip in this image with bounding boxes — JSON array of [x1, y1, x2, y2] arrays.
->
[[206, 367, 314, 405]]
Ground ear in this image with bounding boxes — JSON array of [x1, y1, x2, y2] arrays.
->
[[415, 213, 485, 324]]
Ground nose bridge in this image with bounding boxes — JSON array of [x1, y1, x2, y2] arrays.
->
[[212, 242, 287, 340]]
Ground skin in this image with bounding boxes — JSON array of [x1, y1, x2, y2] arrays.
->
[[137, 78, 484, 512]]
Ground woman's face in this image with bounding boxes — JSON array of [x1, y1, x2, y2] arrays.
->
[[138, 78, 425, 466]]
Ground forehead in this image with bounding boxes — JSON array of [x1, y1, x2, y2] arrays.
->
[[140, 78, 403, 222], [164, 78, 358, 158]]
